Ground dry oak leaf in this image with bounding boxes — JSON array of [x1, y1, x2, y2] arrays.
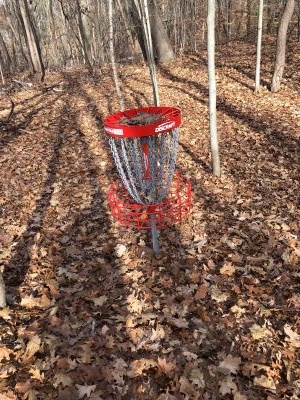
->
[[250, 323, 272, 340], [127, 293, 144, 314], [168, 317, 189, 328], [179, 376, 200, 400], [194, 283, 209, 300], [284, 324, 300, 348], [24, 389, 38, 400], [253, 375, 276, 390], [15, 380, 31, 394], [0, 391, 16, 400], [0, 365, 16, 379], [53, 373, 73, 388], [29, 367, 44, 382], [22, 335, 41, 363], [91, 295, 107, 307], [211, 285, 229, 303], [189, 368, 205, 388], [234, 392, 248, 400], [218, 354, 241, 375], [157, 356, 177, 376], [0, 347, 12, 362], [219, 375, 238, 396], [128, 358, 157, 378], [76, 384, 96, 399], [20, 294, 51, 309], [220, 262, 236, 276], [0, 308, 11, 320]]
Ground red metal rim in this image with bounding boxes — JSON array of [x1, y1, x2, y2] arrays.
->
[[104, 106, 181, 138], [107, 173, 192, 229]]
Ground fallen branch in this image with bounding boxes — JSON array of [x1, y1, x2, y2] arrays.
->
[[12, 79, 33, 88]]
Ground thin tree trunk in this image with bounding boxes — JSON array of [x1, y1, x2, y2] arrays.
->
[[108, 0, 125, 111], [271, 0, 295, 92], [75, 0, 92, 72], [0, 270, 6, 308], [116, 0, 142, 62], [255, 0, 264, 92], [17, 0, 45, 81], [207, 0, 221, 177], [0, 58, 5, 85]]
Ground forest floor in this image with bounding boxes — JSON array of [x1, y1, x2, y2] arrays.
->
[[0, 40, 299, 400]]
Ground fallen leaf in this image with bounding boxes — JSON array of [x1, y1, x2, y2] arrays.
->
[[53, 373, 73, 388], [220, 262, 236, 276], [22, 335, 41, 363], [115, 244, 127, 257], [218, 354, 241, 375], [284, 324, 300, 348], [0, 347, 12, 362], [211, 285, 229, 303], [24, 389, 38, 400], [234, 392, 248, 400], [0, 308, 11, 320], [157, 356, 176, 376], [91, 295, 107, 307], [29, 367, 44, 382], [128, 358, 157, 378], [189, 368, 205, 388], [179, 376, 200, 399], [194, 283, 208, 300], [219, 375, 237, 396], [76, 384, 97, 399], [254, 375, 276, 390], [250, 324, 272, 340]]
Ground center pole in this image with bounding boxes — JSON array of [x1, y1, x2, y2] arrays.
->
[[141, 138, 160, 254]]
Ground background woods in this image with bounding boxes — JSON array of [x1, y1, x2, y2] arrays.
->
[[0, 0, 299, 77]]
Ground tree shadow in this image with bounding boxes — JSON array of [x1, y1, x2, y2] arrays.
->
[[0, 93, 63, 148], [158, 64, 300, 175], [4, 104, 66, 299]]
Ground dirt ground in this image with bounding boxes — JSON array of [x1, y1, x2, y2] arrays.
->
[[0, 40, 299, 400]]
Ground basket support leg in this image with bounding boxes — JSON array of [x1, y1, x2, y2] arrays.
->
[[150, 214, 160, 254]]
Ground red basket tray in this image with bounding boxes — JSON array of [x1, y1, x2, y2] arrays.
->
[[104, 106, 181, 138], [108, 173, 192, 229]]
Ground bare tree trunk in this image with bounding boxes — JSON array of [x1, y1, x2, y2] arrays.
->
[[271, 0, 295, 92], [147, 0, 174, 63], [75, 0, 92, 72], [207, 0, 221, 177], [138, 0, 160, 105], [17, 0, 45, 81], [0, 269, 6, 308], [108, 0, 125, 110], [0, 33, 11, 73], [133, 0, 174, 63], [116, 0, 143, 62], [0, 58, 5, 85], [255, 0, 264, 92], [247, 0, 252, 37]]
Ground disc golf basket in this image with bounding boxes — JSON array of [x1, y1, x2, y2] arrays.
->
[[104, 106, 192, 253]]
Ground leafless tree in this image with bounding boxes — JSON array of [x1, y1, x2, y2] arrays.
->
[[271, 0, 295, 92], [207, 0, 221, 177], [255, 0, 264, 92], [17, 0, 45, 81]]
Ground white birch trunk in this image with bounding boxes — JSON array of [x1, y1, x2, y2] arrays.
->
[[108, 0, 125, 111], [255, 0, 264, 92], [207, 0, 221, 177]]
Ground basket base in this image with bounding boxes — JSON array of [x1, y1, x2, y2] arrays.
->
[[107, 173, 192, 229]]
